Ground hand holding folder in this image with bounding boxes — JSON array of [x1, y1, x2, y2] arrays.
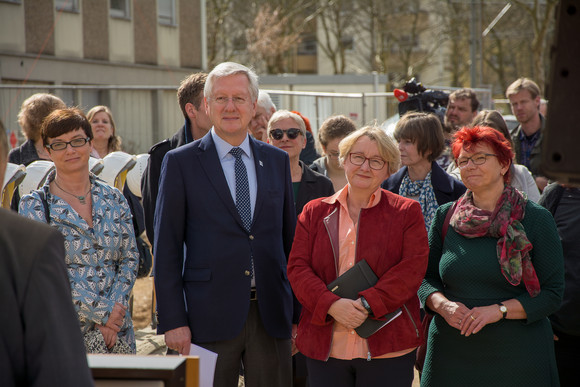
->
[[327, 259, 401, 338]]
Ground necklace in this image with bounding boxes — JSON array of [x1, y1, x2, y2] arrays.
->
[[54, 179, 91, 205]]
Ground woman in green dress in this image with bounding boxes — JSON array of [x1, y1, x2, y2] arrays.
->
[[419, 125, 564, 386]]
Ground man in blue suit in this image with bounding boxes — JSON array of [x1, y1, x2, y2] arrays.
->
[[154, 62, 297, 387]]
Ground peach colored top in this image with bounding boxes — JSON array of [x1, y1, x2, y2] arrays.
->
[[323, 186, 415, 360]]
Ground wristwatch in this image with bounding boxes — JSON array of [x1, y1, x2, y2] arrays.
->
[[499, 304, 508, 319], [360, 296, 373, 317]]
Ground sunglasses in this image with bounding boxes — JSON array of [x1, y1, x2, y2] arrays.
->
[[269, 128, 302, 141]]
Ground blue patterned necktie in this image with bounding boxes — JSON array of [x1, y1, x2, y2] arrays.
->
[[230, 147, 252, 231]]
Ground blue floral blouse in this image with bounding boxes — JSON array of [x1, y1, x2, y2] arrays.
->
[[19, 171, 139, 352]]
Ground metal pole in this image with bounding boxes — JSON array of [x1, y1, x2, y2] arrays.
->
[[470, 0, 478, 87]]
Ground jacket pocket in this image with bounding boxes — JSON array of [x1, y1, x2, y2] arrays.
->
[[183, 268, 212, 282]]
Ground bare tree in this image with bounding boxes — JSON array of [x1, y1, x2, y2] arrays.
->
[[511, 0, 558, 89], [245, 5, 302, 73]]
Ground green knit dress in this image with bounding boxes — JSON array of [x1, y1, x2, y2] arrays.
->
[[418, 201, 564, 387]]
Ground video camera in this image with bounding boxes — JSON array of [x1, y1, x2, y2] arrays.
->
[[394, 78, 449, 123]]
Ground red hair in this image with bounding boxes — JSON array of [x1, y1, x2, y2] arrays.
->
[[291, 111, 313, 134], [452, 126, 513, 183]]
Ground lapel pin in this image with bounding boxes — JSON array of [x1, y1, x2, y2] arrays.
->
[[259, 160, 263, 167]]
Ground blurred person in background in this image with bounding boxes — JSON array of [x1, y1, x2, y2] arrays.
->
[[291, 110, 320, 166], [268, 110, 334, 216], [383, 112, 465, 233], [310, 115, 357, 192], [250, 90, 276, 142], [267, 110, 333, 387], [505, 77, 548, 192], [141, 72, 211, 248], [86, 105, 122, 158], [540, 182, 580, 387], [19, 108, 139, 354], [9, 93, 67, 166]]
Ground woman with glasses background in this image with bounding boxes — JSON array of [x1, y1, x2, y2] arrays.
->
[[288, 126, 429, 386], [267, 110, 334, 387], [382, 112, 465, 233], [418, 125, 564, 386], [310, 115, 357, 192], [267, 110, 334, 217], [18, 108, 139, 354]]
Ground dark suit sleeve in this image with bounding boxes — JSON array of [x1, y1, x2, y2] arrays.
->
[[25, 229, 94, 386], [281, 155, 299, 323], [141, 142, 170, 247], [153, 151, 189, 334]]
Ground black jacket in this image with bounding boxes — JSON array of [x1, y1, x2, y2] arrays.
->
[[539, 183, 580, 336], [141, 124, 191, 246], [295, 161, 334, 216]]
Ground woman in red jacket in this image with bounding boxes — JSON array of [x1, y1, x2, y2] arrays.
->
[[288, 125, 429, 387]]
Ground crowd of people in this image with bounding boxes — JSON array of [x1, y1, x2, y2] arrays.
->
[[0, 62, 576, 387]]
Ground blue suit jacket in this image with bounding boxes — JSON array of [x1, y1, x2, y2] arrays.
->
[[154, 133, 297, 342], [381, 161, 466, 205]]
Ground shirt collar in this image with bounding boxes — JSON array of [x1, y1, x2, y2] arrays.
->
[[211, 127, 252, 160], [322, 185, 382, 209]]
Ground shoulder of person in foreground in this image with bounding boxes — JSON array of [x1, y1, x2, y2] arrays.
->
[[0, 209, 94, 386]]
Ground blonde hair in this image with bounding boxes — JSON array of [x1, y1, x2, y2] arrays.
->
[[17, 93, 66, 141], [338, 125, 400, 175], [86, 105, 122, 153]]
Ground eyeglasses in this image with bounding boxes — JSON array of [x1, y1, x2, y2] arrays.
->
[[456, 153, 497, 168], [46, 137, 90, 151], [349, 153, 386, 170], [269, 128, 302, 141], [210, 96, 249, 106]]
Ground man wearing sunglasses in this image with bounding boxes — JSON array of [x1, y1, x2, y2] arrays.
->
[[154, 62, 296, 387]]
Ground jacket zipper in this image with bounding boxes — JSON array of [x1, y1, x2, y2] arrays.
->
[[403, 304, 420, 338], [357, 211, 372, 362]]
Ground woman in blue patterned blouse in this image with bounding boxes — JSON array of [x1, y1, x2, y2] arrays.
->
[[19, 108, 139, 354]]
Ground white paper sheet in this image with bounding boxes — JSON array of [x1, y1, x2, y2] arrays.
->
[[189, 344, 218, 387]]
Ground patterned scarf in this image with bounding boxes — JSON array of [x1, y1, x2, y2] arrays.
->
[[449, 185, 540, 297], [399, 171, 439, 232]]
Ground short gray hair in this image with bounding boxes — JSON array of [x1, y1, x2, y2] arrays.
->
[[204, 62, 259, 102], [267, 110, 306, 137], [257, 91, 276, 112]]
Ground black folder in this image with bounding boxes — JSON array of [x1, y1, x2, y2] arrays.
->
[[327, 259, 402, 338]]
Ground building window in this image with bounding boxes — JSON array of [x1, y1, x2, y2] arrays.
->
[[158, 0, 176, 26], [298, 35, 317, 55], [55, 0, 78, 12], [110, 0, 130, 19], [340, 36, 354, 52]]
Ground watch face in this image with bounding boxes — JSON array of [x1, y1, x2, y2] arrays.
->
[[500, 305, 507, 312]]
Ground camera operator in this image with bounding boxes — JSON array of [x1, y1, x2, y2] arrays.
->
[[437, 89, 480, 169]]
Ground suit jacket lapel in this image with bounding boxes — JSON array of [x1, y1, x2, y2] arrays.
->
[[250, 137, 266, 226], [197, 134, 246, 230]]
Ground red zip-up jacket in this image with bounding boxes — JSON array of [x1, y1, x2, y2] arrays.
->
[[288, 189, 429, 360]]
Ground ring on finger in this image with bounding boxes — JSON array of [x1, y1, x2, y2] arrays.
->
[[470, 315, 476, 321]]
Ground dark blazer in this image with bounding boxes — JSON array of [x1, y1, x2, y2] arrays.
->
[[295, 161, 334, 216], [141, 124, 190, 246], [0, 208, 93, 387], [381, 161, 466, 205], [154, 132, 297, 343]]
